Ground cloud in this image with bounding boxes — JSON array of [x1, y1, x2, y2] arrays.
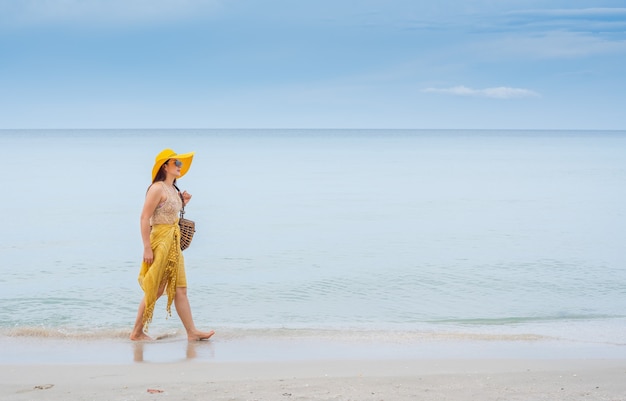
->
[[422, 86, 540, 99], [464, 30, 626, 62], [0, 0, 220, 27], [507, 7, 626, 18], [451, 7, 626, 62], [501, 7, 626, 35]]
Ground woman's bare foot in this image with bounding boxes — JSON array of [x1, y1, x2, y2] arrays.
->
[[188, 330, 215, 341], [130, 331, 154, 341]]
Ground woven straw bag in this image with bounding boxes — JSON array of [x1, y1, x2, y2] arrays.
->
[[174, 184, 196, 251], [178, 215, 195, 251]]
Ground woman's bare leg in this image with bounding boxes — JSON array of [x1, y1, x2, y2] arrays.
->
[[130, 284, 166, 341], [130, 297, 153, 341], [174, 287, 215, 341]]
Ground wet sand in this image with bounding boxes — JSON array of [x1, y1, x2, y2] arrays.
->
[[1, 334, 626, 400]]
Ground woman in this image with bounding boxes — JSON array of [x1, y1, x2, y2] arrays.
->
[[130, 148, 215, 341]]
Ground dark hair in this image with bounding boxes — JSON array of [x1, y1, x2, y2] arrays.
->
[[149, 160, 177, 191], [152, 161, 169, 183]]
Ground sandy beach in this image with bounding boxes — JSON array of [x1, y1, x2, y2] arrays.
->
[[2, 358, 625, 401], [2, 334, 626, 401]]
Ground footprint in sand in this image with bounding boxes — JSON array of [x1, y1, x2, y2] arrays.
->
[[34, 384, 54, 390]]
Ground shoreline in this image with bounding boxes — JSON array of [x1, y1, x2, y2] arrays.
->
[[2, 330, 625, 365], [2, 334, 625, 400]]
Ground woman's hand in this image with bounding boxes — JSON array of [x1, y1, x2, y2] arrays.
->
[[143, 247, 154, 265], [181, 190, 192, 205]]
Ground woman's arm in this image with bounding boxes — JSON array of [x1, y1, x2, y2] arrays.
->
[[140, 184, 164, 264]]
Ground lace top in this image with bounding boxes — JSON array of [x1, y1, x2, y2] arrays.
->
[[150, 182, 182, 225]]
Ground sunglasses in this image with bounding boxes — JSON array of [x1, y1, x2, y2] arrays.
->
[[167, 159, 183, 167]]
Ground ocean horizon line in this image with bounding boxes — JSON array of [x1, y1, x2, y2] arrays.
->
[[1, 127, 625, 132]]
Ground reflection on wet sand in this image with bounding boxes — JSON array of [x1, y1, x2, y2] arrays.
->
[[133, 340, 215, 362]]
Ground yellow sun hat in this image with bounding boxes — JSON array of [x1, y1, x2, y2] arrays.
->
[[151, 148, 195, 182]]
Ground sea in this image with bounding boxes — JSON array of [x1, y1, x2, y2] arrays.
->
[[1, 129, 625, 363]]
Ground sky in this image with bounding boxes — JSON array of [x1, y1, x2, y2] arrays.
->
[[0, 0, 625, 129]]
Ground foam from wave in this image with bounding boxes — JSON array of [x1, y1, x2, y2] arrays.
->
[[1, 325, 549, 343], [4, 326, 133, 340]]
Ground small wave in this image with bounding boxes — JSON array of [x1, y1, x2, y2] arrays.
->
[[189, 327, 550, 343], [3, 326, 135, 340], [429, 314, 625, 326], [1, 325, 549, 343]]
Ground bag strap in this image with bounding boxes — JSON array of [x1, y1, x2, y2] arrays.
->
[[173, 183, 186, 217]]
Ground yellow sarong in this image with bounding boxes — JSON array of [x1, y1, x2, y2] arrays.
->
[[138, 223, 186, 331]]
